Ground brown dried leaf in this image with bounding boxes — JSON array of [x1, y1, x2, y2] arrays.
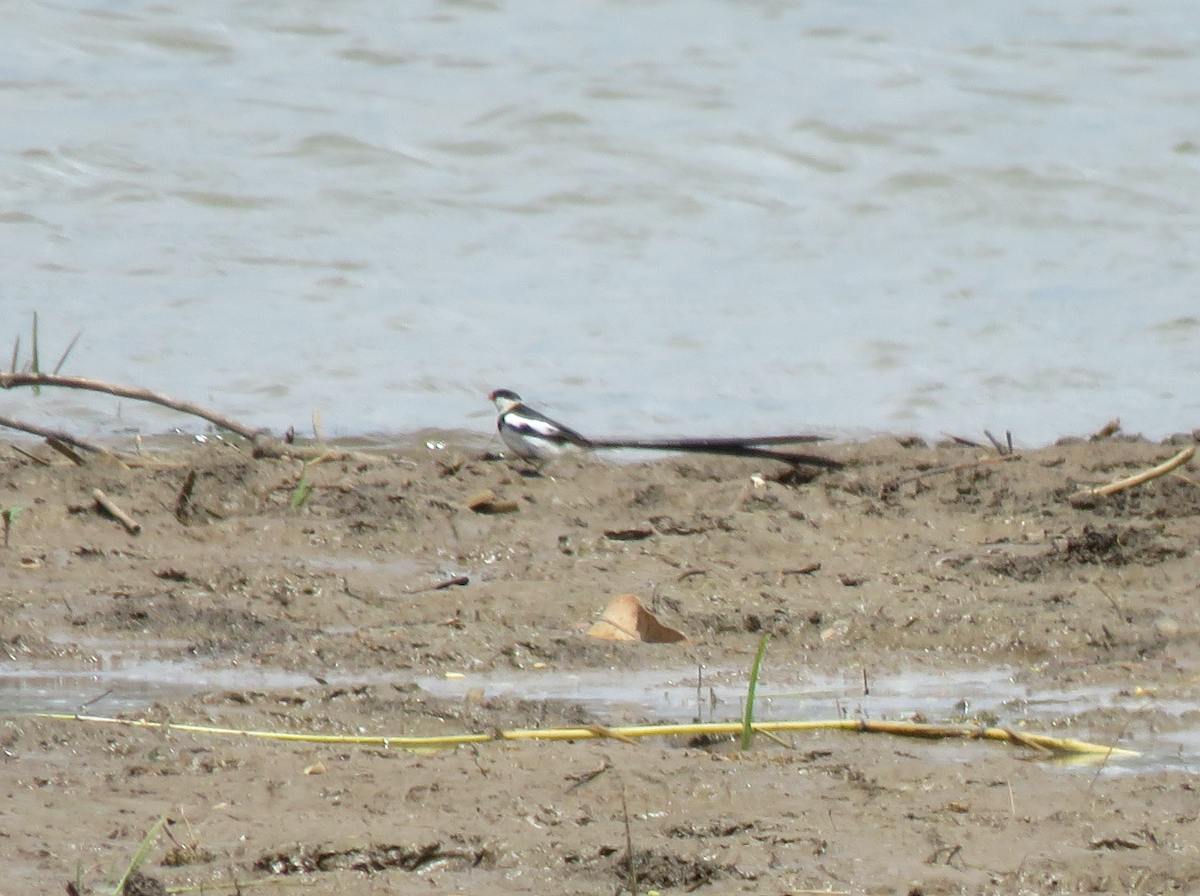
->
[[586, 593, 689, 644]]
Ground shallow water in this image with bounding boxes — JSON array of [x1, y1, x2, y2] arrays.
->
[[4, 1, 1200, 445], [420, 664, 1194, 774], [4, 648, 1193, 773]]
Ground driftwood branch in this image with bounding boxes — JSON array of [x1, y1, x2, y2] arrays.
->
[[0, 372, 264, 440], [0, 371, 378, 462]]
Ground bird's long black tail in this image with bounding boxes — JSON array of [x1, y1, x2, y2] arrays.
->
[[586, 436, 842, 468]]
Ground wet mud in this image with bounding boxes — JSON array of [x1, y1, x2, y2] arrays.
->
[[3, 432, 1200, 894]]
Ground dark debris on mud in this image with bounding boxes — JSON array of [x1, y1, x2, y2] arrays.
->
[[254, 838, 496, 875], [985, 523, 1189, 582]]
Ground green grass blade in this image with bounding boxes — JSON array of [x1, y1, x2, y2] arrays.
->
[[740, 634, 770, 751], [29, 312, 41, 395], [113, 814, 167, 894], [30, 311, 40, 375], [2, 507, 22, 549], [291, 465, 314, 509]]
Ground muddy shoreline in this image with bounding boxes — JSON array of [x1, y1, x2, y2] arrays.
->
[[3, 431, 1200, 894]]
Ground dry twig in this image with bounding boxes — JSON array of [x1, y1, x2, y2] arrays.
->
[[984, 429, 1014, 456], [174, 470, 198, 522], [1069, 445, 1195, 505], [621, 787, 638, 896], [1170, 470, 1200, 490], [0, 413, 107, 455], [7, 444, 49, 466], [46, 438, 87, 465], [92, 488, 142, 535], [584, 724, 640, 746]]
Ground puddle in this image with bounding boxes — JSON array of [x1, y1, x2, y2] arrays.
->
[[2, 649, 1195, 774], [0, 659, 319, 716], [418, 665, 1033, 725], [419, 665, 1196, 774]]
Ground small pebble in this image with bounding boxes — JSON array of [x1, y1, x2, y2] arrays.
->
[[1154, 617, 1180, 640]]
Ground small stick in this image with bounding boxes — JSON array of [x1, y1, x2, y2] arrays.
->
[[752, 726, 793, 749], [1000, 727, 1054, 755], [52, 330, 83, 375], [943, 433, 983, 448], [984, 430, 1009, 456], [8, 444, 50, 466], [79, 688, 115, 712], [781, 563, 822, 576], [565, 761, 611, 793], [1086, 738, 1122, 792], [174, 470, 197, 522], [405, 575, 470, 594], [92, 488, 142, 535], [1169, 470, 1200, 490], [1094, 583, 1127, 624], [584, 724, 639, 746], [1070, 445, 1195, 501], [46, 438, 86, 466], [0, 414, 106, 455], [621, 787, 638, 896]]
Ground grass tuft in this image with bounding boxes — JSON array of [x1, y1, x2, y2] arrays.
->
[[8, 313, 82, 383]]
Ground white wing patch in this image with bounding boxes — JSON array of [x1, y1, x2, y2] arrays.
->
[[510, 416, 568, 440]]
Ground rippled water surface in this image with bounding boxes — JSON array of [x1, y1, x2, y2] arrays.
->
[[4, 1, 1200, 444]]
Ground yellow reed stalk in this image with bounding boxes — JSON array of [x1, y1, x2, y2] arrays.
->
[[34, 713, 1137, 758]]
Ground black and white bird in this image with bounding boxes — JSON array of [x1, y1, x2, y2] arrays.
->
[[489, 388, 595, 463], [488, 388, 843, 469]]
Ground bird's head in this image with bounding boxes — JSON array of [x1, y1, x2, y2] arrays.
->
[[489, 389, 523, 414]]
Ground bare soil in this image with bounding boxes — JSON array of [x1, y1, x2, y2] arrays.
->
[[3, 431, 1200, 894]]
